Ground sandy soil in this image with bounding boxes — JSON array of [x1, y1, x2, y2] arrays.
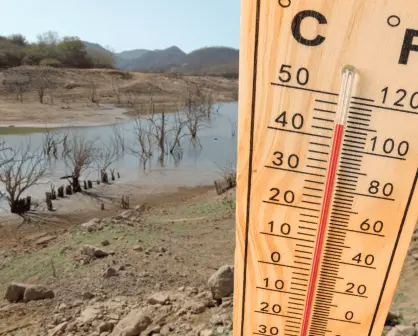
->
[[0, 67, 238, 126]]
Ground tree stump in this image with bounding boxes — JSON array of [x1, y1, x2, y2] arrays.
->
[[88, 180, 93, 188], [101, 170, 109, 183], [45, 192, 53, 211], [121, 195, 129, 209], [73, 182, 82, 193], [83, 180, 88, 190], [25, 196, 31, 212], [117, 172, 120, 179], [110, 169, 115, 181], [66, 185, 73, 195], [51, 189, 57, 200], [58, 186, 64, 198], [101, 203, 105, 210]]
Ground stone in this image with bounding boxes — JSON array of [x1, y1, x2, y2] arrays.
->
[[99, 322, 115, 333], [160, 325, 171, 335], [189, 302, 206, 314], [36, 235, 57, 245], [210, 315, 223, 326], [81, 245, 109, 258], [77, 306, 101, 325], [4, 282, 27, 303], [49, 322, 68, 336], [58, 303, 67, 311], [23, 285, 55, 302], [66, 322, 76, 332], [103, 267, 117, 278], [216, 326, 225, 334], [387, 326, 416, 336], [386, 312, 402, 326], [141, 324, 161, 335], [199, 329, 213, 336], [133, 245, 143, 252], [110, 308, 151, 336], [102, 240, 110, 246], [147, 292, 170, 305], [82, 291, 95, 300], [207, 265, 234, 299], [210, 312, 231, 326], [81, 218, 103, 232], [94, 249, 109, 258]]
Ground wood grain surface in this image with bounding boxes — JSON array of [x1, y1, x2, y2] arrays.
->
[[233, 1, 418, 336]]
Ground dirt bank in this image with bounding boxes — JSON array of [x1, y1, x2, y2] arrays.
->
[[0, 67, 238, 127]]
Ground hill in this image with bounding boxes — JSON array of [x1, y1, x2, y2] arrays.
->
[[115, 49, 149, 60], [120, 46, 238, 77], [82, 41, 239, 77]]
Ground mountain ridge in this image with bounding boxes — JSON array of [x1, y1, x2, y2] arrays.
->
[[82, 41, 239, 77]]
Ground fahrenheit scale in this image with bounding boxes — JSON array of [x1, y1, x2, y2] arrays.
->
[[233, 1, 418, 336]]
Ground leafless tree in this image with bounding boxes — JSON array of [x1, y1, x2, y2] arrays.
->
[[140, 101, 167, 158], [110, 123, 126, 153], [183, 89, 211, 143], [124, 89, 139, 106], [87, 78, 100, 106], [61, 132, 97, 192], [129, 109, 154, 170], [30, 66, 58, 104], [94, 140, 121, 177], [2, 67, 32, 102], [0, 139, 12, 173], [111, 75, 122, 104], [36, 30, 60, 45], [166, 109, 187, 155], [42, 125, 66, 159], [228, 117, 237, 137], [0, 142, 48, 214]]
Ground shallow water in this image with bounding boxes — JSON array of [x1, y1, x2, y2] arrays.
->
[[0, 102, 238, 212]]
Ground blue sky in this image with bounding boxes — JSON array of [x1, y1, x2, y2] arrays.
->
[[0, 0, 240, 53]]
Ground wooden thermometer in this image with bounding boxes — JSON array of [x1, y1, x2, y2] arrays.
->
[[233, 1, 418, 336]]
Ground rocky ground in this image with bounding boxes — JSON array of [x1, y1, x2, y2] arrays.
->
[[0, 187, 236, 336], [0, 185, 417, 336]]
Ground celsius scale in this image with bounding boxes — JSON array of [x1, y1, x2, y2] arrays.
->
[[233, 1, 418, 336]]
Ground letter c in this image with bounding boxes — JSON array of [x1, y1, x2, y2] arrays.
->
[[291, 10, 327, 47]]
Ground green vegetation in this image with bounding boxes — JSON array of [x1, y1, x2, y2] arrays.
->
[[0, 126, 59, 135], [0, 30, 113, 69]]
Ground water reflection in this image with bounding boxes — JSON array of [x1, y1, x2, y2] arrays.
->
[[0, 102, 238, 193]]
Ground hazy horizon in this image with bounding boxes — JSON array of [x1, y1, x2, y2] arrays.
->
[[0, 0, 240, 53]]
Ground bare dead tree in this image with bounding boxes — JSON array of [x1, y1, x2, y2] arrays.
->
[[2, 67, 32, 102], [61, 132, 97, 193], [140, 100, 167, 158], [228, 116, 237, 137], [183, 89, 211, 144], [0, 142, 48, 214], [29, 66, 58, 104], [124, 89, 139, 106], [42, 125, 66, 159], [87, 78, 100, 106], [110, 123, 126, 153], [0, 139, 13, 179], [166, 108, 187, 155], [94, 140, 121, 182], [111, 75, 122, 104], [129, 109, 154, 169]]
